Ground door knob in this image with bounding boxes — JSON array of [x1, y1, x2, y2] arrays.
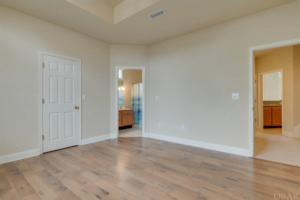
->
[[74, 106, 79, 109]]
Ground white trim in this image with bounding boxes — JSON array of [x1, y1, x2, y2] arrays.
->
[[146, 133, 250, 157], [294, 125, 300, 138], [115, 66, 146, 138], [0, 149, 40, 164], [39, 51, 82, 154], [81, 134, 111, 145], [249, 38, 300, 157], [283, 131, 294, 138], [110, 133, 118, 139]]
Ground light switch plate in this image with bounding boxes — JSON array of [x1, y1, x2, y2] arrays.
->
[[82, 95, 86, 100], [232, 93, 239, 100], [155, 96, 158, 101]]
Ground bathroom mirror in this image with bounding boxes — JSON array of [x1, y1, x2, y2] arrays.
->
[[263, 71, 282, 101], [118, 79, 124, 107]]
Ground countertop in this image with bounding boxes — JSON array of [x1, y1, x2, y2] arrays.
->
[[119, 108, 133, 110]]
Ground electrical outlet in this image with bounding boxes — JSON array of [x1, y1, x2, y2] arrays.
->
[[158, 122, 162, 127], [181, 125, 185, 130]]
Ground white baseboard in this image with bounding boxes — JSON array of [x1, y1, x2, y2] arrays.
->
[[294, 126, 300, 138], [81, 134, 111, 145], [145, 133, 250, 157], [283, 131, 295, 138], [0, 148, 40, 165], [110, 133, 118, 139], [294, 132, 300, 138]]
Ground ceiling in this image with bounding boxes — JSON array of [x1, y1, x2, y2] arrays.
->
[[104, 0, 124, 8], [0, 0, 295, 45]]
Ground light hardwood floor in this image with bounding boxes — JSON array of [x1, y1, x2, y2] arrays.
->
[[1, 138, 300, 200]]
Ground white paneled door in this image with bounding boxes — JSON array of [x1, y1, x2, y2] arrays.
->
[[42, 55, 80, 153]]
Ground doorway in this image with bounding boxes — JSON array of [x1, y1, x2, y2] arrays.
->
[[257, 69, 283, 131], [115, 66, 145, 138], [250, 42, 300, 167], [40, 52, 82, 153]]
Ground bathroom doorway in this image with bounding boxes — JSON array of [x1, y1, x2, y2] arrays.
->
[[115, 66, 145, 138]]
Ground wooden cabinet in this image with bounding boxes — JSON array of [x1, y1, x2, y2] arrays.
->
[[263, 106, 282, 127], [263, 107, 272, 126], [119, 110, 134, 127]]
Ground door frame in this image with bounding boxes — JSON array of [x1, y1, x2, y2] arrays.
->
[[114, 66, 146, 138], [249, 38, 300, 157], [39, 51, 82, 154], [257, 69, 283, 131]]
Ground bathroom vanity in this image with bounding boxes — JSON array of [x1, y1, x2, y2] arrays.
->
[[119, 109, 134, 127], [263, 106, 282, 127]]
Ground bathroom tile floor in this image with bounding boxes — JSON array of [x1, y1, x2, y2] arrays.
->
[[254, 128, 300, 167], [119, 127, 142, 138]]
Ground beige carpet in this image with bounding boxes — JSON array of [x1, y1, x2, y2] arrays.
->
[[118, 127, 142, 138], [254, 128, 300, 167]]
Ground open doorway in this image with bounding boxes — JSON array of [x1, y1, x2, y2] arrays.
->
[[252, 44, 300, 167], [116, 67, 145, 138]]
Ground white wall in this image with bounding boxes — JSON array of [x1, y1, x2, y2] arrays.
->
[[0, 5, 110, 157], [109, 45, 148, 135], [148, 1, 300, 149]]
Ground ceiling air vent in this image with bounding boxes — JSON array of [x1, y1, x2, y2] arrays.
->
[[148, 10, 166, 19]]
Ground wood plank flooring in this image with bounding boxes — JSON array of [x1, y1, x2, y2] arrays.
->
[[1, 137, 300, 200]]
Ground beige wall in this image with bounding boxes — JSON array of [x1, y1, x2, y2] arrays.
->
[[293, 45, 300, 135], [0, 5, 110, 157], [255, 46, 294, 133], [110, 45, 148, 134], [2, 0, 300, 158], [122, 70, 142, 108], [148, 1, 300, 149]]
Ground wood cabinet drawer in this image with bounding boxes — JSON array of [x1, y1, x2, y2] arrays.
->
[[264, 106, 271, 111], [272, 106, 282, 111], [121, 110, 133, 115]]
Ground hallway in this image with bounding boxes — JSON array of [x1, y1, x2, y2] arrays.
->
[[254, 128, 300, 166]]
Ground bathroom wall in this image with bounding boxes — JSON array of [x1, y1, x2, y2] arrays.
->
[[122, 70, 143, 108]]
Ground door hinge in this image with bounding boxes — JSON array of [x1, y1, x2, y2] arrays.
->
[[42, 99, 45, 104], [42, 135, 45, 140], [43, 63, 45, 68]]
